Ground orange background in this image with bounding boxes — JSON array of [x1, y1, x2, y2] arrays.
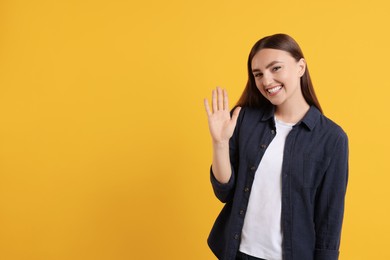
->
[[0, 0, 389, 259]]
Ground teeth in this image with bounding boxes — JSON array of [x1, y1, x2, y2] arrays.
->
[[267, 86, 282, 94]]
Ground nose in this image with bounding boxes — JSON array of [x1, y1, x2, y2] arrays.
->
[[262, 72, 273, 87]]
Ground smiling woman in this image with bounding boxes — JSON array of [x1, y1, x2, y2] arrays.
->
[[251, 48, 308, 121], [204, 34, 348, 260]]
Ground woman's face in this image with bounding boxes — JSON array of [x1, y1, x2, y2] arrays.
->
[[251, 48, 306, 107]]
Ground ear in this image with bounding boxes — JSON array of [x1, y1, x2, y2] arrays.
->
[[297, 58, 306, 77]]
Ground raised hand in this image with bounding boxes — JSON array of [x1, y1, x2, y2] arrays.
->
[[204, 87, 241, 144]]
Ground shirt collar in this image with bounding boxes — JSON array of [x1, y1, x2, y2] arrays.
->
[[260, 105, 275, 122], [260, 105, 321, 131], [299, 106, 321, 131]]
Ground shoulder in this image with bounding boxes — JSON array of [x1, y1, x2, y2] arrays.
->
[[314, 113, 349, 154], [300, 107, 348, 154], [318, 113, 348, 141], [304, 106, 347, 140]]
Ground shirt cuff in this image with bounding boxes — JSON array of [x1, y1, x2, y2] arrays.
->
[[210, 165, 235, 187], [314, 249, 339, 260]]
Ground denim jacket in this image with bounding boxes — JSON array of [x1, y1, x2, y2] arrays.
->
[[208, 105, 349, 260]]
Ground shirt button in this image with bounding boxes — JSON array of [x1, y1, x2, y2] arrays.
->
[[250, 166, 256, 171], [271, 130, 276, 135], [239, 209, 245, 215], [260, 144, 267, 149], [244, 187, 250, 192], [234, 234, 239, 240]]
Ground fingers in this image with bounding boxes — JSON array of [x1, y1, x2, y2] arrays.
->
[[223, 89, 229, 110], [212, 89, 217, 113], [217, 87, 223, 111], [206, 87, 230, 114]]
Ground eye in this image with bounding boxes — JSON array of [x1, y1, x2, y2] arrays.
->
[[254, 72, 263, 78], [272, 66, 282, 72]]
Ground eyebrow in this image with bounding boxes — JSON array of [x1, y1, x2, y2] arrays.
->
[[252, 60, 283, 73]]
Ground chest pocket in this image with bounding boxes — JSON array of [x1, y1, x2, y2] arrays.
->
[[303, 154, 330, 188]]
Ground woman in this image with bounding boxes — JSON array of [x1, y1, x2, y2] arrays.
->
[[203, 34, 348, 260]]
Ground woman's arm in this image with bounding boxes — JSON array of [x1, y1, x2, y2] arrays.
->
[[314, 132, 349, 260], [204, 87, 241, 184]]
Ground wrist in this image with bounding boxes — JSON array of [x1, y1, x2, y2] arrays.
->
[[212, 140, 229, 149]]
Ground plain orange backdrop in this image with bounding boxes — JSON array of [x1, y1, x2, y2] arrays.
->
[[0, 0, 389, 259]]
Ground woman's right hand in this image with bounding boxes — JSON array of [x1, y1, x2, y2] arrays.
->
[[204, 87, 241, 144]]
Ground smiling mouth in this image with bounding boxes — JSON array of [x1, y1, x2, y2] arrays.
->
[[266, 85, 283, 94]]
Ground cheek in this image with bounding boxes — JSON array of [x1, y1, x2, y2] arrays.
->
[[278, 72, 291, 82], [255, 83, 267, 97]]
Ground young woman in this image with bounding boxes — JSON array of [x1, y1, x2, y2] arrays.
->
[[204, 34, 348, 260]]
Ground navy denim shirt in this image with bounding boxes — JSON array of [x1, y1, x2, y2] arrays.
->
[[208, 105, 348, 260]]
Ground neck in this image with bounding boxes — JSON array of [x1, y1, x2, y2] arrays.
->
[[275, 99, 310, 124]]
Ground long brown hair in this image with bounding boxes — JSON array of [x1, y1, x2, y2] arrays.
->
[[236, 33, 323, 113]]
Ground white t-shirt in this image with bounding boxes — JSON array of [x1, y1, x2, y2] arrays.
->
[[239, 117, 293, 260]]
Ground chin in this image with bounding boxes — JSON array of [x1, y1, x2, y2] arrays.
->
[[268, 99, 284, 106]]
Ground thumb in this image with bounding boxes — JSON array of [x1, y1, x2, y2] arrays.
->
[[231, 106, 241, 124]]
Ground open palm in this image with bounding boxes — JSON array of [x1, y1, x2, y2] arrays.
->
[[204, 87, 241, 143]]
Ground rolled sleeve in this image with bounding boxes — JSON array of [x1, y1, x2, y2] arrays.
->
[[314, 249, 340, 260], [210, 165, 236, 203]]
